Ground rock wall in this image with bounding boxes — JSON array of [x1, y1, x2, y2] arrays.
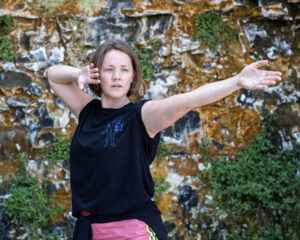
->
[[0, 0, 299, 239]]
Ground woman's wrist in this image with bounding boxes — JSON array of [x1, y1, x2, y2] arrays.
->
[[225, 74, 242, 92]]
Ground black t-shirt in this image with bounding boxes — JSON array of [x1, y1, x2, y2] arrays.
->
[[70, 98, 161, 217]]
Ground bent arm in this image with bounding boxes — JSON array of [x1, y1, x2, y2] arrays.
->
[[142, 60, 282, 138], [48, 65, 80, 84], [48, 65, 97, 119]]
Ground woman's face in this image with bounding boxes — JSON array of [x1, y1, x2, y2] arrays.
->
[[99, 49, 134, 100]]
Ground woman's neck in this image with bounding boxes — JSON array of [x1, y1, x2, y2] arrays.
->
[[100, 96, 130, 109]]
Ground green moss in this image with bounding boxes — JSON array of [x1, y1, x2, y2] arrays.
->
[[16, 153, 29, 162], [0, 36, 15, 63], [154, 176, 170, 200], [0, 15, 12, 35], [0, 15, 15, 63], [198, 113, 300, 239], [29, 0, 66, 15], [157, 140, 169, 164], [131, 39, 161, 80], [195, 9, 238, 53]]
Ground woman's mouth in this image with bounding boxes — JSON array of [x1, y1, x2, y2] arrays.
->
[[112, 84, 122, 88]]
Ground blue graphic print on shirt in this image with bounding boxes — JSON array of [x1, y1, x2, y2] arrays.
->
[[101, 116, 124, 147]]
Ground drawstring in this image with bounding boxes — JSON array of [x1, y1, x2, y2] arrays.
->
[[73, 215, 93, 240]]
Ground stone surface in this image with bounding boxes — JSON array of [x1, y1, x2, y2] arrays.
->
[[0, 71, 33, 90], [0, 0, 299, 239]]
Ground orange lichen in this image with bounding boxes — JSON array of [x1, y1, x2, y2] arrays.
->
[[178, 158, 199, 176], [55, 187, 72, 200], [65, 117, 78, 136], [151, 159, 169, 178], [197, 103, 261, 156], [0, 161, 22, 179], [156, 193, 174, 214], [2, 114, 14, 127]]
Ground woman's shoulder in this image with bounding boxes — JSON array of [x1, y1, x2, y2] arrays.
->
[[78, 98, 100, 120], [134, 99, 151, 108]]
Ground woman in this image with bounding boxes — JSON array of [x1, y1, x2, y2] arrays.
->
[[48, 40, 281, 240]]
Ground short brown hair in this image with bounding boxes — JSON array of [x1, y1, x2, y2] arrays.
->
[[89, 40, 142, 97]]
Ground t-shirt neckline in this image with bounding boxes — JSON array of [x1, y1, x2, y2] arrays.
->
[[100, 100, 133, 111]]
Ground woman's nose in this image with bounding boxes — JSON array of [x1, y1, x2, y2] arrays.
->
[[113, 70, 120, 80]]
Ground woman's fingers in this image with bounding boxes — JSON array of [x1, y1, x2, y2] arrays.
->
[[264, 75, 281, 81], [265, 71, 282, 77], [260, 80, 276, 86], [90, 68, 99, 73], [256, 84, 268, 90], [254, 78, 278, 89], [78, 64, 100, 90], [89, 79, 101, 84], [78, 78, 100, 90], [251, 60, 268, 69], [90, 73, 99, 78]]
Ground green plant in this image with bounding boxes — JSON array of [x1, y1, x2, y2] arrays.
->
[[42, 132, 71, 164], [195, 9, 238, 52], [198, 139, 214, 161], [0, 35, 15, 62], [0, 15, 12, 34], [157, 140, 169, 164], [154, 176, 170, 200], [1, 166, 63, 239], [199, 113, 300, 239], [0, 15, 15, 63], [16, 152, 29, 162], [131, 39, 160, 80]]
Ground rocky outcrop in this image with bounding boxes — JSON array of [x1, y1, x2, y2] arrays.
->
[[0, 0, 299, 239]]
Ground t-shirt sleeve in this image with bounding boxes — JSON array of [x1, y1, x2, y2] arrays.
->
[[78, 98, 99, 122], [136, 99, 161, 163]]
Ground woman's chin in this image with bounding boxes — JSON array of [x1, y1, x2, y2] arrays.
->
[[102, 92, 128, 100]]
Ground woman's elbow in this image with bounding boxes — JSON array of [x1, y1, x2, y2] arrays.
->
[[47, 66, 55, 81], [47, 66, 63, 85]]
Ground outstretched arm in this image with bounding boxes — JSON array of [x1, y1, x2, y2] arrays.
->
[[142, 60, 282, 138]]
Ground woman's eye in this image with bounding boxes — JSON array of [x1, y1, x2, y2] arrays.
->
[[105, 68, 113, 71], [121, 69, 128, 72]]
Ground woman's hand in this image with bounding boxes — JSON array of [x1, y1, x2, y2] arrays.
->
[[236, 60, 282, 90], [78, 63, 101, 90]]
